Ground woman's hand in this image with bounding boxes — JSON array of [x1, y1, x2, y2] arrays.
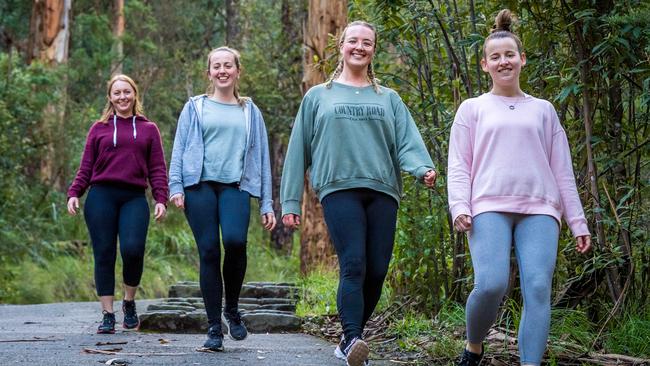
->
[[170, 193, 185, 209], [423, 170, 437, 188], [576, 235, 591, 254], [282, 214, 301, 230], [262, 212, 277, 231], [454, 214, 472, 232], [67, 197, 80, 215], [154, 203, 167, 222]]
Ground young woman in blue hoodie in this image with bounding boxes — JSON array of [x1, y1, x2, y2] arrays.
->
[[168, 46, 275, 351], [67, 74, 168, 334]]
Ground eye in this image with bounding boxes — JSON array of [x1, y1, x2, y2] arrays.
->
[[363, 41, 373, 48]]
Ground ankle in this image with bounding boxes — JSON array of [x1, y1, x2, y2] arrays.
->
[[466, 342, 482, 355]]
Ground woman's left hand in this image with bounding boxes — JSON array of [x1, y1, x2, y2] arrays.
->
[[424, 169, 437, 188], [262, 212, 276, 231], [576, 235, 591, 254], [154, 203, 167, 222]]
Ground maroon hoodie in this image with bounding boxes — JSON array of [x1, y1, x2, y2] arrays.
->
[[68, 115, 168, 204]]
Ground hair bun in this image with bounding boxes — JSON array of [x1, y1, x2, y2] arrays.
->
[[493, 9, 515, 33]]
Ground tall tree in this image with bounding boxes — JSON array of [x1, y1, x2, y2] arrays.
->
[[27, 0, 71, 190], [111, 0, 123, 76], [225, 0, 241, 47], [298, 0, 348, 274]]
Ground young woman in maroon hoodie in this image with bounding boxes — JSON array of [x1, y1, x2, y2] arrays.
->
[[67, 74, 168, 334]]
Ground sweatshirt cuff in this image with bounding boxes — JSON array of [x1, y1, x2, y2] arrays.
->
[[450, 203, 472, 224], [169, 182, 184, 199], [568, 218, 590, 238], [259, 200, 274, 215], [415, 166, 433, 181], [281, 200, 301, 216]]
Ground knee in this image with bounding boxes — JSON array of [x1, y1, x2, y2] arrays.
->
[[474, 280, 509, 302], [525, 276, 552, 303], [121, 245, 144, 264], [198, 244, 221, 264], [222, 235, 246, 254], [340, 258, 365, 280]]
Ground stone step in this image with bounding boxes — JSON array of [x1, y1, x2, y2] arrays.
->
[[168, 282, 300, 300], [139, 309, 301, 333], [141, 282, 303, 334]]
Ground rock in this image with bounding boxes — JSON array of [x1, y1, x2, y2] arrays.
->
[[241, 312, 302, 333], [146, 304, 196, 312], [168, 284, 201, 298], [139, 310, 207, 333]]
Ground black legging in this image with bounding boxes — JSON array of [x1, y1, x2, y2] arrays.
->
[[321, 188, 398, 341], [184, 182, 250, 327], [84, 184, 149, 297]]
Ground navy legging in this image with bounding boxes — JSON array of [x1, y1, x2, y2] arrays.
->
[[84, 184, 150, 297], [321, 188, 398, 341], [184, 181, 250, 327]]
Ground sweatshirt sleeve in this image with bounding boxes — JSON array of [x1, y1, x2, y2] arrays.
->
[[393, 93, 434, 179], [447, 102, 473, 223], [280, 94, 314, 216], [254, 105, 274, 215], [168, 101, 192, 198], [147, 122, 169, 205], [548, 107, 590, 237], [67, 123, 98, 199]]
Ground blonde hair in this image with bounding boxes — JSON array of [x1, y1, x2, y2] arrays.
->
[[206, 46, 248, 107], [483, 9, 523, 57], [99, 74, 144, 123], [325, 20, 382, 94]]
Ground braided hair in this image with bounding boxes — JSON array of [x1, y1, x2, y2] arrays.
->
[[325, 20, 382, 94]]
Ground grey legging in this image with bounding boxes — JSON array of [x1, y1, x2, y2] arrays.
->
[[466, 212, 559, 365]]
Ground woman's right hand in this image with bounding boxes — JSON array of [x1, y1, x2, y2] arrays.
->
[[170, 193, 185, 209], [67, 197, 80, 215], [282, 214, 301, 230], [454, 214, 472, 232]]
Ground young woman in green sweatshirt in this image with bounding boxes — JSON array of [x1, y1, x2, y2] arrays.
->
[[280, 21, 437, 366]]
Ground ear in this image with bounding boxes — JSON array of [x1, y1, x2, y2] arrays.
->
[[520, 52, 527, 67], [480, 57, 489, 73]]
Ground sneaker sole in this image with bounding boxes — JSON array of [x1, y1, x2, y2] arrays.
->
[[221, 313, 248, 341], [97, 329, 115, 334], [122, 320, 140, 331], [334, 345, 346, 360], [346, 340, 369, 366]]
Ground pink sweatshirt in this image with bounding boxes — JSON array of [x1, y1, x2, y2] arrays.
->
[[447, 93, 590, 237]]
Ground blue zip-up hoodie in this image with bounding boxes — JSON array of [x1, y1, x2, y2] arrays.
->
[[169, 95, 273, 215]]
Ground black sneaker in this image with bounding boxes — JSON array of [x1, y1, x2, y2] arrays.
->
[[457, 346, 484, 366], [344, 337, 369, 366], [122, 299, 139, 330], [97, 311, 116, 334], [222, 308, 248, 341], [203, 324, 224, 351]]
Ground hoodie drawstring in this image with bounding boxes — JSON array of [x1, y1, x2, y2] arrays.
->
[[113, 114, 137, 147]]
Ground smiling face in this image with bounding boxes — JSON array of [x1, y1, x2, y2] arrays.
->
[[207, 50, 240, 94], [340, 24, 376, 72], [481, 37, 526, 92], [109, 80, 135, 118]]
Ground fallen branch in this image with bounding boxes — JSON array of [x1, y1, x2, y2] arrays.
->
[[82, 348, 188, 356], [0, 337, 62, 343]]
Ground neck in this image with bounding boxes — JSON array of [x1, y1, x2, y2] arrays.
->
[[490, 84, 524, 97], [211, 88, 238, 104], [336, 66, 370, 87], [116, 111, 132, 118]]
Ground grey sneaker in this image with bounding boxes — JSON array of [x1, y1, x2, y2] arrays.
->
[[122, 300, 139, 330], [344, 337, 369, 366], [97, 311, 116, 334], [222, 308, 248, 341], [203, 324, 224, 351]]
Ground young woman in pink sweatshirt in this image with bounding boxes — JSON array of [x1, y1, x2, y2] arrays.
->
[[447, 10, 591, 366]]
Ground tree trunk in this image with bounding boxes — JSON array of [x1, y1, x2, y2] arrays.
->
[[225, 0, 241, 48], [27, 0, 71, 191], [299, 0, 347, 274], [270, 134, 294, 254], [111, 0, 124, 76]]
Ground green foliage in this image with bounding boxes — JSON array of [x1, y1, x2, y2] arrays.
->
[[605, 307, 650, 357], [295, 268, 339, 317]]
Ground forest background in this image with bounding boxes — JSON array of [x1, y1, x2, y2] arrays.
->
[[0, 0, 648, 363]]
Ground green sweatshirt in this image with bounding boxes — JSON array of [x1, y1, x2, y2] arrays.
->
[[280, 82, 434, 216]]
